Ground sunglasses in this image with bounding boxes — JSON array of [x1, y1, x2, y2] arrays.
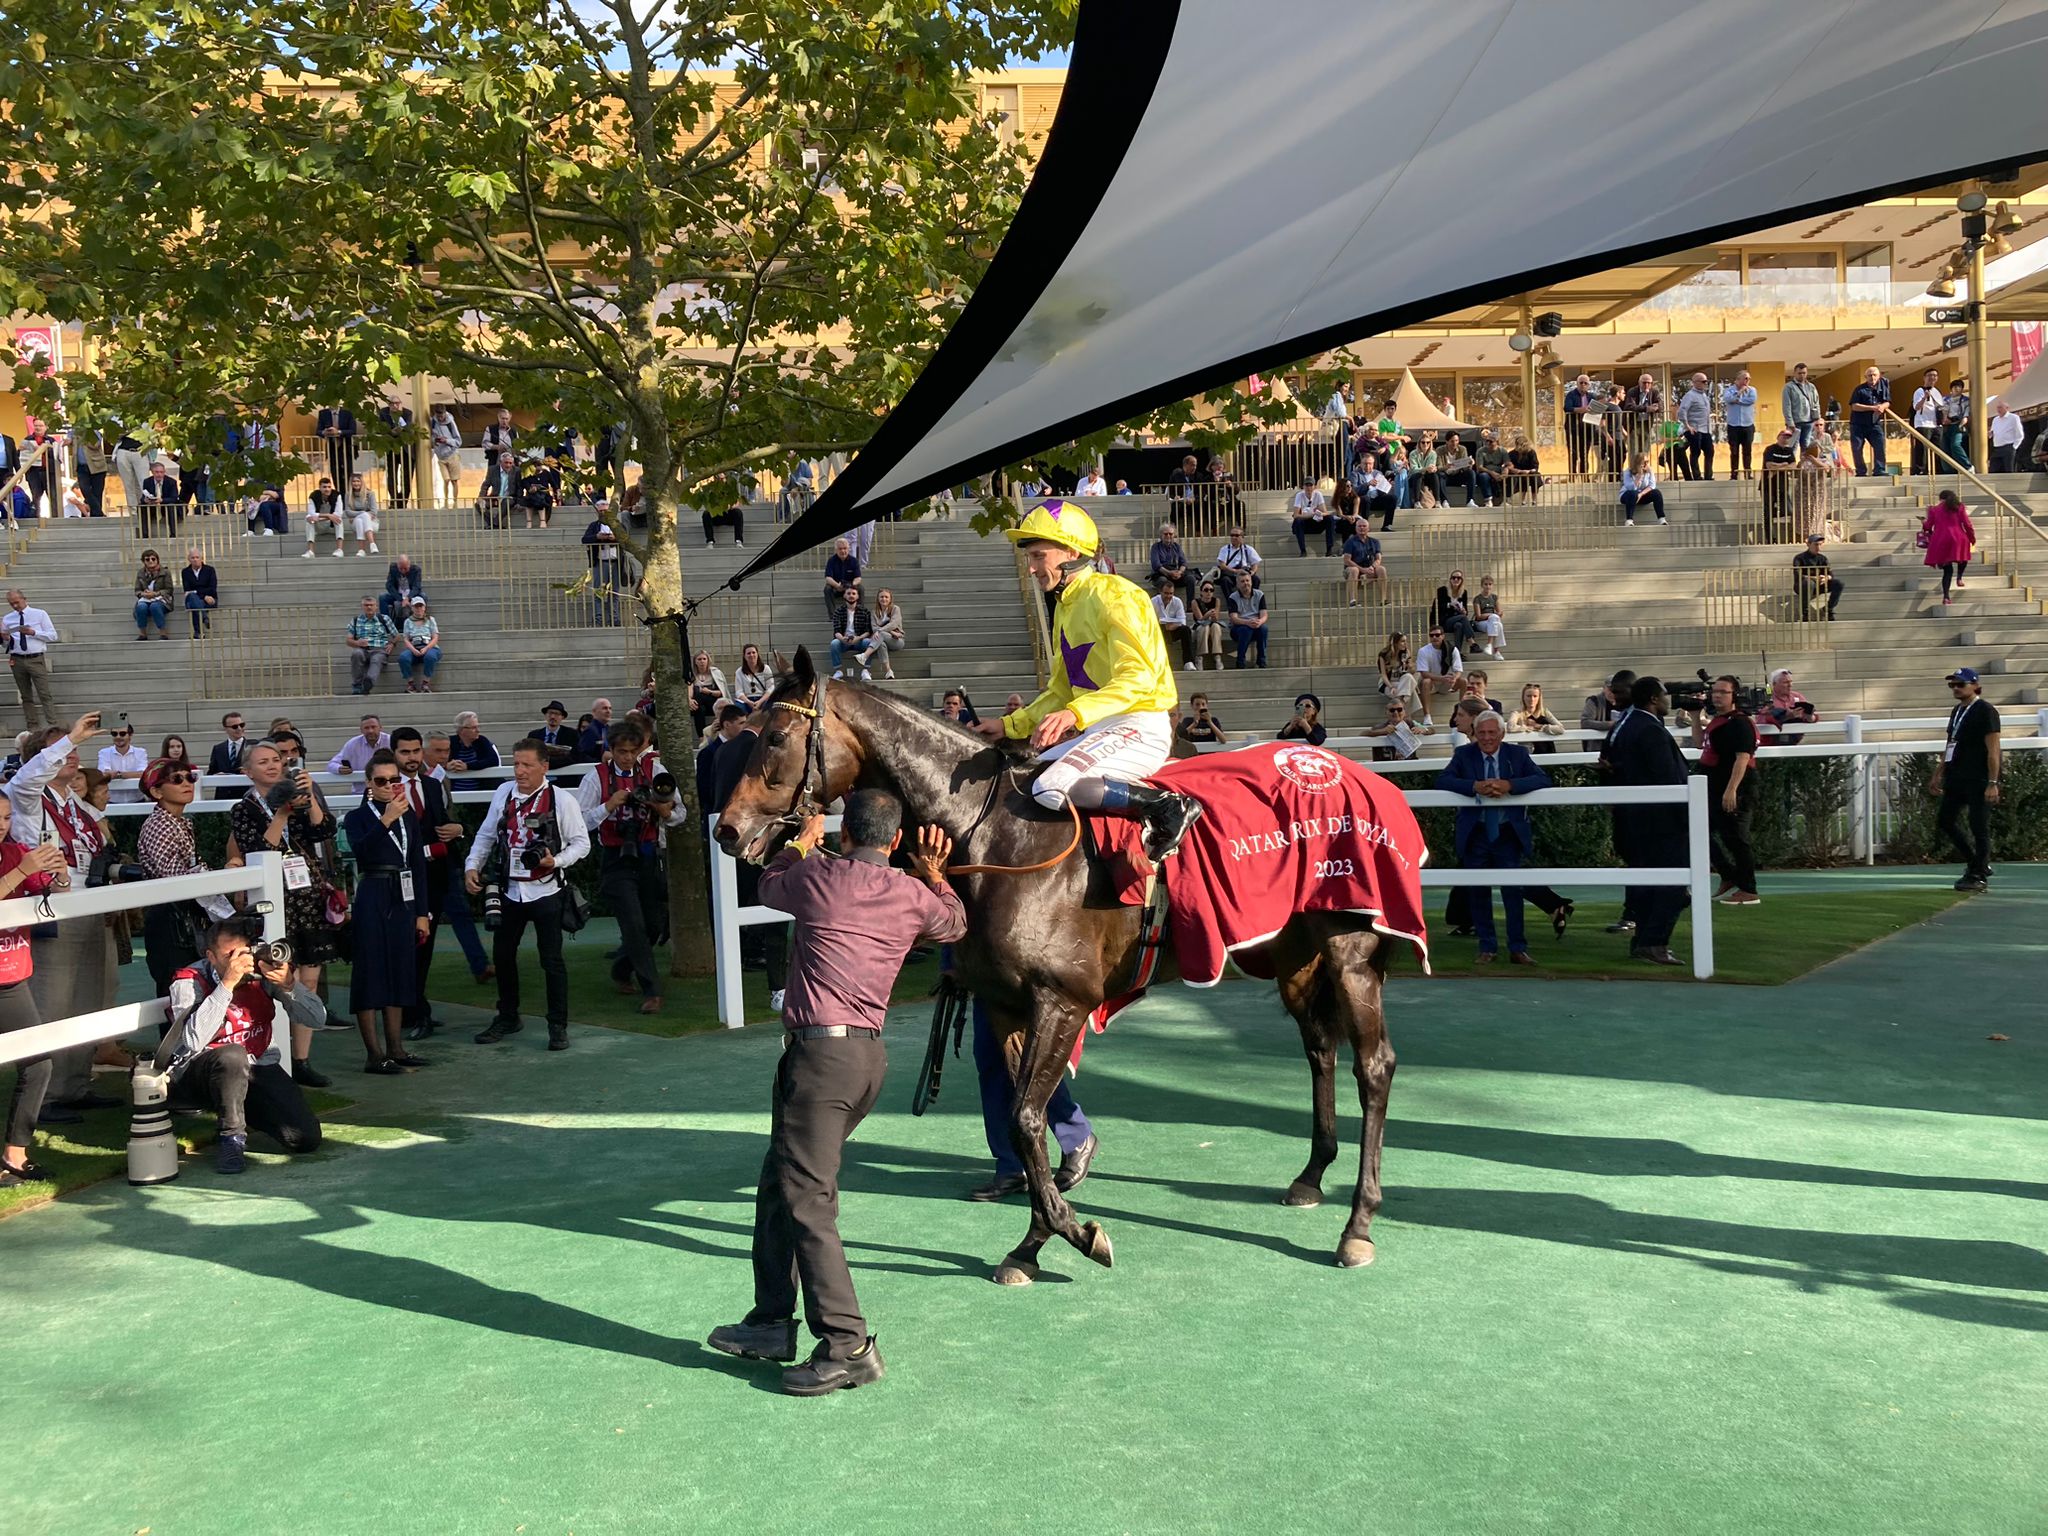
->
[[158, 769, 198, 785], [369, 775, 402, 787]]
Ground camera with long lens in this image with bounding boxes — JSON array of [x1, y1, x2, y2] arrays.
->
[[86, 845, 148, 889], [225, 901, 294, 971], [623, 772, 679, 816], [1667, 668, 1769, 716]]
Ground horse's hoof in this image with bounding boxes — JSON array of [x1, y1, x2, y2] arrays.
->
[[1281, 1181, 1324, 1208], [992, 1261, 1038, 1286], [1081, 1221, 1114, 1269], [1335, 1237, 1377, 1268]]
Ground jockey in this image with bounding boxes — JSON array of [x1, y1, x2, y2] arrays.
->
[[972, 499, 1203, 859]]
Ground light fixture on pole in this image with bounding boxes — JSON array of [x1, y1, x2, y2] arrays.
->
[[1992, 201, 2024, 238], [1925, 274, 1956, 300]]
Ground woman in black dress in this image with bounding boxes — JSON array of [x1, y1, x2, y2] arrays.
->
[[228, 739, 342, 1085], [341, 750, 431, 1074]]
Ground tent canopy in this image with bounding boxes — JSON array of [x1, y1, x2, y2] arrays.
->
[[1387, 369, 1476, 435], [736, 0, 2048, 585]]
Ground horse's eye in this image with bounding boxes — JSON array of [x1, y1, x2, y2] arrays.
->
[[763, 730, 788, 750]]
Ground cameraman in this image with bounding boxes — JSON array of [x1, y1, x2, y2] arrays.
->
[[467, 740, 591, 1051], [1686, 676, 1760, 906], [575, 717, 684, 1016], [155, 919, 325, 1173]]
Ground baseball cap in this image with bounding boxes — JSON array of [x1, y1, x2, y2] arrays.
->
[[1805, 532, 1824, 543], [1944, 667, 1980, 685]]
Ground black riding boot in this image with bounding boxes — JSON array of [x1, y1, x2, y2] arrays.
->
[[1108, 784, 1205, 863]]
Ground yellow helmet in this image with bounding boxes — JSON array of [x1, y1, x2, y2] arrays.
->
[[1004, 499, 1100, 559]]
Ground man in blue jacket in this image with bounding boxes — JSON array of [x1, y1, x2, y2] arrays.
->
[[1435, 709, 1551, 964]]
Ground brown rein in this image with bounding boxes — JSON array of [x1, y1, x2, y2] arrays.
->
[[945, 802, 1082, 878]]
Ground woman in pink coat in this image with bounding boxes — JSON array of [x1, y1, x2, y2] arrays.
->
[[1921, 489, 1977, 606]]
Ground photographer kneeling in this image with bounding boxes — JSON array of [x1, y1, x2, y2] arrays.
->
[[575, 718, 685, 1016], [154, 920, 325, 1173]]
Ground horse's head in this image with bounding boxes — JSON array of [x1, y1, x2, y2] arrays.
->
[[714, 646, 865, 864]]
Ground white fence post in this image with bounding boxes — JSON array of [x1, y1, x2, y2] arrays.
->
[[1843, 714, 1867, 862], [708, 813, 745, 1029], [1687, 776, 1715, 980], [2038, 707, 2048, 740]]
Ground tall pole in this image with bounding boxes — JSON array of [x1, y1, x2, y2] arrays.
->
[[1519, 297, 1537, 444], [1965, 220, 1989, 473], [411, 371, 433, 508]]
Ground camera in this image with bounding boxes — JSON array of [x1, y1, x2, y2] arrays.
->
[[265, 776, 308, 812], [482, 880, 505, 931], [1667, 668, 1768, 716], [86, 845, 147, 889], [224, 902, 293, 970], [623, 772, 678, 815], [518, 812, 559, 873]]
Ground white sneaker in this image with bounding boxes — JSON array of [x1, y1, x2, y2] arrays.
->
[[831, 669, 843, 680], [354, 548, 367, 557], [768, 989, 785, 1012], [1657, 516, 1668, 525], [242, 529, 254, 538], [859, 668, 871, 681], [1624, 518, 1634, 527], [262, 529, 276, 537], [733, 539, 745, 549], [333, 547, 344, 558], [302, 548, 314, 558], [368, 542, 380, 554], [1184, 662, 1197, 671]]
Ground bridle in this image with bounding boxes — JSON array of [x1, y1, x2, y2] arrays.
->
[[763, 673, 832, 844]]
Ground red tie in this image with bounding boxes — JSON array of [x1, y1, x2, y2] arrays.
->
[[409, 780, 424, 818]]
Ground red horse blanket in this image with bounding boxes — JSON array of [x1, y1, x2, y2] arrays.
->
[[1094, 744, 1431, 994]]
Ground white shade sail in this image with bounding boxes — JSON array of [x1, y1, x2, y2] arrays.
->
[[740, 0, 2048, 583]]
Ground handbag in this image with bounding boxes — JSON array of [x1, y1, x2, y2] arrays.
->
[[557, 881, 591, 934]]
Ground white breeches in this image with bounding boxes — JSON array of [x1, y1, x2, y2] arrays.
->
[[1029, 711, 1175, 811]]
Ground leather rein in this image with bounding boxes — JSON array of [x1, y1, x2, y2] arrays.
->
[[766, 683, 1080, 878]]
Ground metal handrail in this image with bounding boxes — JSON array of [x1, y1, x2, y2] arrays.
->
[[1882, 408, 2048, 591]]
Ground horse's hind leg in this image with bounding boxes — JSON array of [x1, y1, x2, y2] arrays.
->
[[1324, 931, 1395, 1268], [1275, 941, 1339, 1208], [993, 996, 1108, 1286]]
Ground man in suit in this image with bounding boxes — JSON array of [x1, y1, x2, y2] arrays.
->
[[316, 404, 358, 490], [391, 727, 467, 1040], [138, 459, 181, 536], [526, 699, 577, 769], [0, 430, 20, 483], [1436, 710, 1552, 964], [477, 449, 520, 527], [207, 710, 250, 797], [379, 553, 424, 625], [180, 547, 219, 637], [1599, 675, 1691, 966]]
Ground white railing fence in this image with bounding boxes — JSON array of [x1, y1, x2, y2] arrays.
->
[[707, 778, 1716, 1027], [0, 852, 287, 1072]]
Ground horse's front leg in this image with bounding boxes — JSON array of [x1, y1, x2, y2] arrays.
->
[[993, 996, 1110, 1285]]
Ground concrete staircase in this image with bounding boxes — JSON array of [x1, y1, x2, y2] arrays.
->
[[4, 476, 2042, 767]]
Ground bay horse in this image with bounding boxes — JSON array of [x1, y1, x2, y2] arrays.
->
[[714, 649, 1396, 1283]]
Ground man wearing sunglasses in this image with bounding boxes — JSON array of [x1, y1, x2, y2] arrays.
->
[[96, 720, 149, 805], [1929, 668, 2001, 893], [207, 711, 249, 797]]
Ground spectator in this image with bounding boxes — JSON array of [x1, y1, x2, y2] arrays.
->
[[1619, 452, 1665, 526], [1471, 575, 1507, 659], [429, 407, 463, 505], [207, 712, 250, 783], [1327, 474, 1362, 537], [247, 484, 287, 537], [1504, 431, 1542, 502], [1436, 709, 1551, 965], [1414, 625, 1462, 726], [1409, 432, 1443, 508], [1353, 453, 1397, 531], [1783, 363, 1821, 449], [702, 493, 745, 548], [450, 710, 501, 793], [1677, 372, 1715, 481], [1277, 693, 1326, 746], [1796, 440, 1836, 541], [326, 714, 391, 777], [1076, 467, 1107, 496], [1756, 668, 1816, 747], [398, 596, 442, 692], [316, 403, 360, 489], [342, 471, 381, 555], [180, 547, 218, 638], [1758, 428, 1798, 527], [466, 741, 593, 1053], [155, 921, 327, 1171], [732, 644, 777, 712], [828, 583, 877, 680], [0, 804, 66, 1187], [1175, 693, 1228, 745], [1791, 533, 1843, 621], [1921, 488, 1977, 607], [1362, 697, 1426, 761], [341, 749, 432, 1073], [1432, 570, 1476, 652], [1931, 668, 2000, 893], [578, 699, 614, 762], [135, 759, 231, 996], [1461, 670, 1505, 718], [1151, 574, 1194, 671], [1004, 692, 1025, 712], [1226, 569, 1269, 669], [1376, 632, 1419, 718], [1384, 442, 1412, 511], [1720, 370, 1757, 480], [227, 740, 339, 1085], [1908, 367, 1944, 476], [159, 734, 192, 772], [867, 588, 906, 681], [1687, 675, 1760, 906], [1289, 476, 1333, 556], [138, 458, 181, 535], [698, 703, 748, 812], [1147, 522, 1195, 604], [1943, 378, 1971, 469], [1599, 676, 1690, 966], [1509, 683, 1565, 754], [526, 700, 578, 768], [345, 594, 401, 695], [477, 450, 520, 528], [688, 653, 729, 736], [515, 455, 557, 530], [937, 689, 980, 727], [380, 554, 424, 625], [134, 548, 173, 640], [2033, 427, 2048, 477], [1580, 668, 1635, 736], [1989, 398, 2025, 474], [1341, 523, 1384, 605], [97, 719, 149, 805], [1472, 428, 1507, 508], [822, 537, 860, 622], [1440, 435, 1478, 507], [1188, 578, 1228, 671], [1564, 373, 1597, 475], [1211, 526, 1263, 590], [1847, 365, 1890, 476], [479, 406, 518, 461]]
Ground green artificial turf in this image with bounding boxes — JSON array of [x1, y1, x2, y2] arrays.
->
[[1, 867, 2043, 1534]]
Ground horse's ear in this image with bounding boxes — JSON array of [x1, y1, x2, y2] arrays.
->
[[789, 646, 816, 689]]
